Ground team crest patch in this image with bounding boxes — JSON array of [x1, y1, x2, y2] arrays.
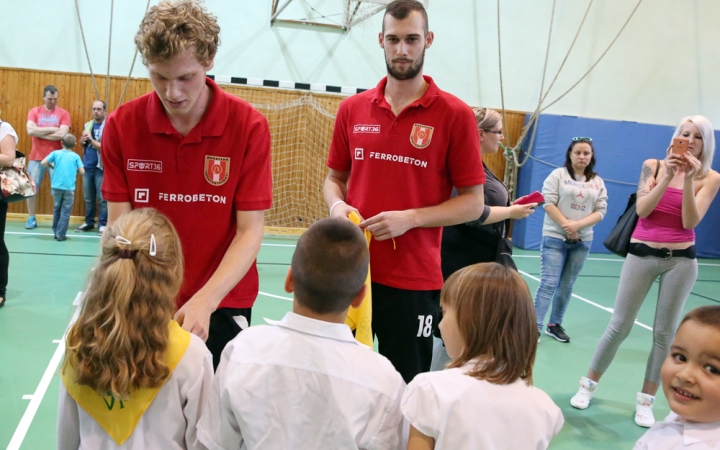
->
[[410, 124, 434, 149], [205, 156, 230, 186]]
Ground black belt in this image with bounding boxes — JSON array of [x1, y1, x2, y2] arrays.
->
[[628, 243, 696, 260]]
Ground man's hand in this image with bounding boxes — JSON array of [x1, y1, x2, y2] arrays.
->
[[330, 201, 361, 220], [174, 295, 216, 341], [360, 210, 417, 241], [80, 131, 91, 145]]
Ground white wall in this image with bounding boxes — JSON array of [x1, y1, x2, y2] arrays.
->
[[1, 0, 719, 126]]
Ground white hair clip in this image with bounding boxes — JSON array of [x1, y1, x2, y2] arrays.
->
[[149, 234, 157, 257], [115, 235, 132, 245]]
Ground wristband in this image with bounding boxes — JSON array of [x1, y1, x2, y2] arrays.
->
[[329, 200, 345, 216]]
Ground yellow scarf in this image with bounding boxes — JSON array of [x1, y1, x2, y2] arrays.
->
[[344, 211, 373, 347], [61, 320, 191, 446]]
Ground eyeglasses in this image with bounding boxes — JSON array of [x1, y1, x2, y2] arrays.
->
[[572, 137, 592, 142], [484, 129, 503, 135]]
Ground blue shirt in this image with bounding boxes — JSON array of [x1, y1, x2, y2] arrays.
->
[[47, 149, 83, 190]]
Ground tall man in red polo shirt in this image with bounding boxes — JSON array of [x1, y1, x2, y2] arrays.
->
[[25, 85, 71, 229], [102, 0, 272, 368], [324, 0, 486, 382]]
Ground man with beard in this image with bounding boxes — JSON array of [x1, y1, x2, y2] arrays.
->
[[323, 0, 485, 382]]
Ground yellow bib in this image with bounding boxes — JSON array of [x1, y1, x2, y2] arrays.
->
[[62, 320, 191, 446], [345, 211, 374, 348]]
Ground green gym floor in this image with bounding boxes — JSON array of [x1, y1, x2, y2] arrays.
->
[[1, 219, 718, 449]]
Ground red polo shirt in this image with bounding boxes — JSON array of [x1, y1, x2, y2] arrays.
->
[[102, 77, 272, 309], [327, 76, 485, 290]]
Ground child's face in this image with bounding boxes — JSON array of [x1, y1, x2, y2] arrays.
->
[[661, 320, 720, 423], [439, 303, 465, 361]]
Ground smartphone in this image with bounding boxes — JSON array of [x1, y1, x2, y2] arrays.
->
[[672, 137, 688, 156], [515, 190, 545, 206]]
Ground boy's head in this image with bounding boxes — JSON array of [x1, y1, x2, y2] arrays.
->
[[62, 134, 76, 149], [288, 218, 368, 315], [661, 305, 720, 423]]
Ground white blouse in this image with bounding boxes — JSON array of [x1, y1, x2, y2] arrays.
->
[[634, 412, 720, 449], [56, 334, 213, 450], [402, 361, 564, 450]]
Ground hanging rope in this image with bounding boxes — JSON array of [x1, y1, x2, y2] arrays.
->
[[74, 0, 100, 100], [118, 0, 153, 108], [496, 0, 645, 168], [106, 0, 114, 104]]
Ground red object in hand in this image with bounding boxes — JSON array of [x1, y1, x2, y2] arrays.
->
[[515, 191, 545, 206]]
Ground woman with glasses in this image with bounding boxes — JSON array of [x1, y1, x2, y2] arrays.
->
[[571, 116, 720, 428], [440, 107, 537, 277], [433, 107, 537, 370], [535, 137, 607, 344]]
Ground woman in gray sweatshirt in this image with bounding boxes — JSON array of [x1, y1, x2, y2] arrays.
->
[[535, 137, 607, 343]]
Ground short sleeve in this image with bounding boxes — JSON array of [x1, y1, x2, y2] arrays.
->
[[182, 336, 215, 450], [0, 122, 18, 145], [100, 113, 131, 203], [446, 105, 485, 188], [46, 151, 56, 164], [233, 114, 272, 211], [27, 107, 37, 123], [60, 109, 71, 127], [400, 374, 440, 439], [326, 100, 351, 172]]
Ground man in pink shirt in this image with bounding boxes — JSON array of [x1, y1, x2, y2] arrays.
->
[[25, 85, 71, 229]]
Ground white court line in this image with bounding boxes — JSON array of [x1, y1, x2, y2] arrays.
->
[[6, 231, 99, 239], [7, 291, 83, 450], [258, 291, 292, 302], [518, 270, 653, 331], [261, 243, 296, 248]]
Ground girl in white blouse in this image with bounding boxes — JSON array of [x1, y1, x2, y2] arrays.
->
[[57, 208, 213, 450], [402, 262, 564, 450]]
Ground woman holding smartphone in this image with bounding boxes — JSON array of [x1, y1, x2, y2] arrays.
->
[[440, 107, 537, 277], [433, 107, 536, 370], [534, 137, 607, 343], [571, 116, 720, 428]]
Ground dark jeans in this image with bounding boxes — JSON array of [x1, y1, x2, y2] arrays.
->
[[83, 168, 107, 227], [0, 202, 7, 297], [52, 189, 74, 239]]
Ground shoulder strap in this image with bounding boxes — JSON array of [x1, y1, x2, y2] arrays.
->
[[655, 159, 661, 178]]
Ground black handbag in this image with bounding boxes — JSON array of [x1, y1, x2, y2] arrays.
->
[[603, 160, 659, 257], [495, 217, 518, 271]]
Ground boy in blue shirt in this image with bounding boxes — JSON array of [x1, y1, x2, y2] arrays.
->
[[41, 134, 84, 241]]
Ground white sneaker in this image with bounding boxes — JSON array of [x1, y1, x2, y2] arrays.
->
[[635, 392, 655, 427], [98, 226, 106, 235], [570, 376, 598, 409]]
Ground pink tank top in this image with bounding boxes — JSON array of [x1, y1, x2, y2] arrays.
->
[[632, 187, 695, 243]]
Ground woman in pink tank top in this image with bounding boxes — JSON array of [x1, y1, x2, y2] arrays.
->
[[571, 116, 720, 427]]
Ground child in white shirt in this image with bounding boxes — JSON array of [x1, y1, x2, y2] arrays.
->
[[57, 208, 213, 450], [198, 217, 405, 450], [402, 262, 564, 450], [634, 305, 720, 449]]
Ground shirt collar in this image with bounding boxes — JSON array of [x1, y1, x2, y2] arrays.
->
[[147, 76, 228, 138], [371, 75, 440, 109], [664, 412, 720, 445], [265, 312, 359, 344]]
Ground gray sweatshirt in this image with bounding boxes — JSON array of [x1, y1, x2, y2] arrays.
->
[[541, 167, 608, 241]]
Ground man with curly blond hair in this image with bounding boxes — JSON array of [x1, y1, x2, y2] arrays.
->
[[102, 0, 272, 368]]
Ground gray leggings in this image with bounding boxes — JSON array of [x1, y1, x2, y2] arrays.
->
[[589, 253, 698, 384]]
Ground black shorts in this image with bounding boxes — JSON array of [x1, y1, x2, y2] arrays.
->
[[371, 282, 440, 383], [205, 307, 252, 370]]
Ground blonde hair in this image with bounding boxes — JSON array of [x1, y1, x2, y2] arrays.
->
[[443, 262, 537, 385], [671, 115, 715, 177], [63, 208, 184, 400], [473, 107, 502, 132], [135, 0, 220, 66]]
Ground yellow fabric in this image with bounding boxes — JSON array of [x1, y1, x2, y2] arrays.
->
[[62, 320, 191, 446], [345, 211, 374, 347]]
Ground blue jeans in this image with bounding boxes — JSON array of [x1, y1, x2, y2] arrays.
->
[[83, 168, 106, 227], [534, 236, 592, 331], [52, 189, 74, 239]]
